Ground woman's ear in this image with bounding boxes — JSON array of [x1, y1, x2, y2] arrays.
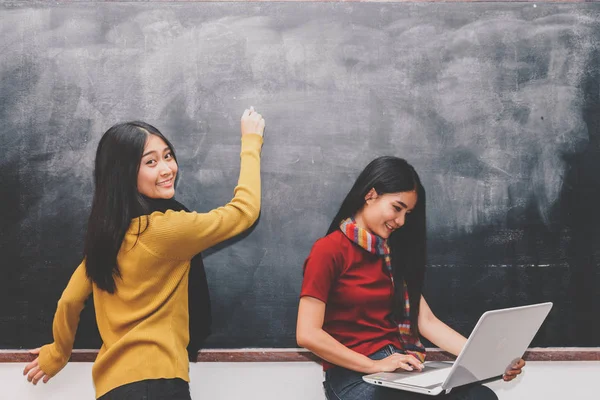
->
[[364, 188, 378, 203]]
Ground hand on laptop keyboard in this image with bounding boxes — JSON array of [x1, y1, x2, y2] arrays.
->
[[370, 353, 424, 373]]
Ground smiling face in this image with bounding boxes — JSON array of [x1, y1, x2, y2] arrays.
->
[[137, 134, 178, 199], [354, 188, 418, 239]]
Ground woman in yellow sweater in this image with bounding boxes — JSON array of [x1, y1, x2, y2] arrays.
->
[[22, 107, 265, 399]]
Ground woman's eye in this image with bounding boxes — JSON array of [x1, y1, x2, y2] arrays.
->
[[393, 206, 401, 212], [165, 152, 173, 159], [146, 159, 156, 165]]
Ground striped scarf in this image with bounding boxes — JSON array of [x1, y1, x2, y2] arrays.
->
[[340, 217, 426, 362]]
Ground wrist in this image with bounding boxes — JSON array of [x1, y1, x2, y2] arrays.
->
[[362, 358, 377, 374], [241, 133, 263, 151]]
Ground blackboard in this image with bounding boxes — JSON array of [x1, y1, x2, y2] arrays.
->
[[1, 1, 599, 351]]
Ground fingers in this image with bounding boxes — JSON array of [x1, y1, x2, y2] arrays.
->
[[25, 365, 51, 385], [397, 361, 416, 371], [504, 368, 522, 378], [506, 359, 525, 374], [32, 369, 46, 385], [241, 106, 266, 137], [23, 358, 39, 376], [27, 366, 40, 382], [23, 349, 51, 385], [242, 107, 262, 122], [404, 355, 424, 371], [386, 353, 423, 372], [503, 359, 525, 382], [29, 347, 41, 355]]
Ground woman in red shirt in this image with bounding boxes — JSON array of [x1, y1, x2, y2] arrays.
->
[[297, 156, 524, 400]]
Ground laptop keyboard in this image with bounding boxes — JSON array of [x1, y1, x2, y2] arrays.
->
[[393, 368, 451, 386]]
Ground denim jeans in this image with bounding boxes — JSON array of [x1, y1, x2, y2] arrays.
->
[[324, 345, 498, 400], [97, 378, 191, 400]]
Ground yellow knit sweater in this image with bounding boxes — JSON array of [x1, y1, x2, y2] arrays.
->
[[38, 134, 263, 398]]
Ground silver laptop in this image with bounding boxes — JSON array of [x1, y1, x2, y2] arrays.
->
[[363, 302, 553, 396]]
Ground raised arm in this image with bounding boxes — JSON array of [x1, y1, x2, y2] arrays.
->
[[142, 109, 265, 260], [24, 262, 92, 384]]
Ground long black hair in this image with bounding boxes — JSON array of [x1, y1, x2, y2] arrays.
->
[[84, 121, 177, 293], [327, 156, 426, 336]]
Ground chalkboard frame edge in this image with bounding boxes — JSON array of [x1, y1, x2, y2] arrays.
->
[[2, 0, 595, 6], [1, 348, 599, 363]]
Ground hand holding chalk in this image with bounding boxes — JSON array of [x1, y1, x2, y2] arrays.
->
[[241, 106, 265, 137]]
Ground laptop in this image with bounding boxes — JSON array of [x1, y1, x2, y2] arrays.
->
[[363, 302, 553, 395]]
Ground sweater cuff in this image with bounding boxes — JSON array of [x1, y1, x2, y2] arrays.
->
[[37, 343, 69, 377]]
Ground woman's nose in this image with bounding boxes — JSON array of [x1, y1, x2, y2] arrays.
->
[[395, 213, 406, 228], [158, 161, 172, 176]]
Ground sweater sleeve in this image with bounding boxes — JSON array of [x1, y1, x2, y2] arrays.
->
[[140, 133, 263, 261], [37, 261, 92, 376]]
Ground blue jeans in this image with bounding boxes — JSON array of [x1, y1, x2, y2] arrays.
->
[[324, 345, 498, 400], [97, 378, 191, 400]]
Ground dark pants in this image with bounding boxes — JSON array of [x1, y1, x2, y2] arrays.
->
[[324, 345, 498, 400], [98, 378, 191, 400]]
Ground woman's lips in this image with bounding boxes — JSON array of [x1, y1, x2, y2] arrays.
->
[[157, 178, 174, 188]]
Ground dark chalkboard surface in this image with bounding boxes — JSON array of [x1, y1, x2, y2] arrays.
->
[[1, 1, 599, 350]]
